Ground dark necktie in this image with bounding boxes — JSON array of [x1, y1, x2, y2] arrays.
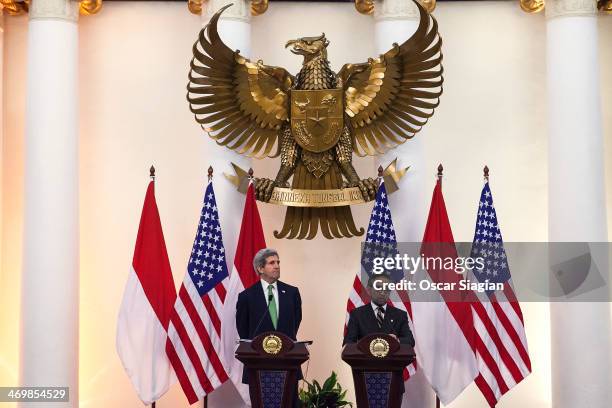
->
[[376, 306, 385, 328]]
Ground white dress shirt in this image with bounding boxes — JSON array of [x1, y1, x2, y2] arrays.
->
[[261, 280, 279, 315], [371, 302, 387, 314]]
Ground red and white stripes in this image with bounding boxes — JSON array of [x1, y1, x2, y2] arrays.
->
[[472, 287, 531, 406], [166, 277, 229, 404]]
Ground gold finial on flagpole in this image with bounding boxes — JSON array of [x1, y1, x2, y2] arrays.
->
[[150, 165, 156, 180], [377, 165, 384, 187], [483, 165, 490, 181], [208, 166, 214, 182]]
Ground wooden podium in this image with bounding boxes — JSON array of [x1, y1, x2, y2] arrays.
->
[[342, 333, 416, 408], [235, 332, 310, 408]]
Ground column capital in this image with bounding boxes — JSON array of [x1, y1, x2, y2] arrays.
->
[[1, 0, 102, 17], [373, 0, 419, 21], [0, 0, 29, 16], [545, 0, 598, 18], [358, 0, 435, 18], [202, 0, 252, 22], [29, 0, 79, 22]]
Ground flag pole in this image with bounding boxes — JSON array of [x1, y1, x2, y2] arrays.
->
[[483, 165, 489, 182], [203, 165, 213, 408], [150, 165, 156, 408], [435, 163, 442, 408]]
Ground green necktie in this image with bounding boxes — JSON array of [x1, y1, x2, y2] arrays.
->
[[268, 285, 278, 329]]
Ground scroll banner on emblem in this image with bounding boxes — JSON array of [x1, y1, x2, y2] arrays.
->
[[224, 159, 409, 207], [270, 187, 364, 207]]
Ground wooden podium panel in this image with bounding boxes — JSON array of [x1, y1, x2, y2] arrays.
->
[[236, 332, 309, 408], [342, 333, 416, 408]]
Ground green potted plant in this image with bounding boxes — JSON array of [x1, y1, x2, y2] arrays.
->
[[299, 371, 353, 408]]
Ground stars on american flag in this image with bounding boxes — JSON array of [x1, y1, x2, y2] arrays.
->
[[362, 183, 401, 281], [366, 189, 397, 243], [188, 184, 229, 296], [471, 182, 510, 287]]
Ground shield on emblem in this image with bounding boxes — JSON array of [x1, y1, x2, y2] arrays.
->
[[291, 89, 344, 153]]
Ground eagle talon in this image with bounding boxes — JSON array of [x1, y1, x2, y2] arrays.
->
[[254, 178, 277, 202], [360, 177, 378, 202], [344, 177, 377, 202]]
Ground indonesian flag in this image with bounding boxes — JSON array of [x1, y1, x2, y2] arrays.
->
[[116, 181, 177, 404], [410, 180, 479, 404], [220, 183, 266, 405]]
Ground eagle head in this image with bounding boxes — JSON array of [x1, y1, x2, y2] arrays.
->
[[285, 33, 329, 61]]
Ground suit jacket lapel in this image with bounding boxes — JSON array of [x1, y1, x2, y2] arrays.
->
[[255, 281, 272, 330], [369, 303, 393, 332], [277, 281, 289, 331], [367, 304, 380, 332], [383, 305, 393, 330]]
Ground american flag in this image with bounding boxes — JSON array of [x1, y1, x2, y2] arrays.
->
[[166, 182, 230, 404], [469, 182, 532, 406], [345, 182, 417, 380]]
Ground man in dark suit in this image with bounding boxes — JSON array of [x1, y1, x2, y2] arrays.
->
[[344, 273, 415, 397], [344, 273, 415, 346], [236, 248, 302, 406]]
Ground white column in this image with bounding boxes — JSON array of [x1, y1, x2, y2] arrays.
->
[[374, 1, 434, 407], [20, 1, 79, 407], [375, 0, 428, 242], [201, 2, 253, 406], [547, 0, 611, 407], [200, 0, 252, 268], [204, 0, 251, 58]]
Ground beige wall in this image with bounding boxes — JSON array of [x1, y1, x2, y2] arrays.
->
[[1, 10, 27, 404], [1, 2, 611, 407]]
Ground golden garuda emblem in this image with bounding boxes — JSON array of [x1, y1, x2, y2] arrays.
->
[[262, 334, 283, 355], [369, 337, 391, 358], [187, 0, 443, 239]]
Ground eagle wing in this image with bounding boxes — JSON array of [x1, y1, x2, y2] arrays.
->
[[340, 1, 443, 156], [187, 4, 292, 158]]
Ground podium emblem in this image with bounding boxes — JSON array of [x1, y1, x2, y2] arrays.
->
[[262, 335, 283, 355], [369, 338, 390, 358]]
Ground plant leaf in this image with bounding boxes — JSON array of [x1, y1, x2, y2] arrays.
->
[[299, 371, 354, 408], [322, 372, 337, 391]]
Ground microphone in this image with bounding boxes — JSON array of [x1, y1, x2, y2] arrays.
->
[[252, 291, 275, 336]]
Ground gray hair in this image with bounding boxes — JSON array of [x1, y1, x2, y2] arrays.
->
[[253, 248, 279, 274]]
